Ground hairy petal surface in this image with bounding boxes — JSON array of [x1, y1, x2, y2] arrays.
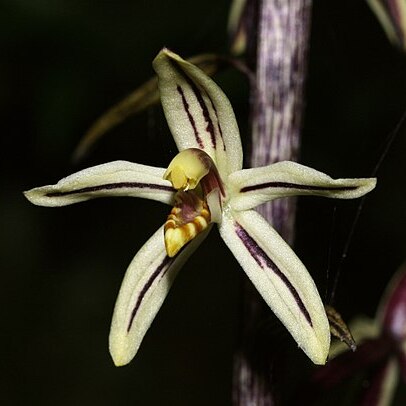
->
[[24, 161, 175, 207], [228, 161, 377, 211], [153, 48, 243, 177], [109, 225, 212, 366], [219, 209, 330, 364]]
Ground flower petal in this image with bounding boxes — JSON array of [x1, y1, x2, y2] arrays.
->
[[219, 209, 330, 364], [109, 224, 212, 366], [153, 48, 243, 177], [367, 0, 406, 50], [228, 161, 377, 211], [377, 262, 406, 341], [360, 357, 399, 406], [24, 161, 175, 207]]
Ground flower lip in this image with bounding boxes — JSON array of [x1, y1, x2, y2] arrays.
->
[[163, 149, 223, 257], [164, 191, 211, 257]]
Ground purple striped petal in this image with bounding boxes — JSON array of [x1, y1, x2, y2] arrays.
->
[[109, 224, 212, 366], [219, 209, 330, 364], [24, 161, 175, 207], [152, 49, 243, 178], [229, 161, 376, 211]]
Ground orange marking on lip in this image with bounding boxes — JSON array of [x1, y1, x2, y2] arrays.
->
[[164, 200, 211, 257]]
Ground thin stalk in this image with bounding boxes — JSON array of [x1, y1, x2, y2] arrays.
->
[[233, 1, 313, 404]]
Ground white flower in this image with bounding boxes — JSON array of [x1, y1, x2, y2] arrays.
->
[[25, 49, 376, 367]]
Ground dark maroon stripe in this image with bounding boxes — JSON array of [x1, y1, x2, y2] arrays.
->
[[235, 222, 312, 326], [240, 181, 358, 193], [171, 59, 217, 148], [127, 256, 173, 332], [46, 182, 174, 197], [208, 96, 226, 151], [176, 85, 203, 148]]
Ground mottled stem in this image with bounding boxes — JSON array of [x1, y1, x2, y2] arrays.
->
[[233, 0, 312, 404], [251, 0, 311, 241]]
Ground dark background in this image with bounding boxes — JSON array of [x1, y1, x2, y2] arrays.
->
[[1, 0, 405, 405]]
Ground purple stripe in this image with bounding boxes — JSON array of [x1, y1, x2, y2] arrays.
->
[[46, 182, 174, 197], [235, 222, 312, 326], [127, 256, 173, 332], [170, 59, 217, 148], [176, 85, 204, 148], [208, 96, 226, 151], [240, 181, 358, 193]]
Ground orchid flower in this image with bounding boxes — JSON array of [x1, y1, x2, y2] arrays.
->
[[313, 262, 406, 406], [24, 49, 376, 367]]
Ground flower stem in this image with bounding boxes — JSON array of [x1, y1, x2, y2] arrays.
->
[[233, 0, 312, 404]]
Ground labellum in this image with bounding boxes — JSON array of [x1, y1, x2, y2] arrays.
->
[[164, 192, 211, 257], [163, 148, 225, 257]]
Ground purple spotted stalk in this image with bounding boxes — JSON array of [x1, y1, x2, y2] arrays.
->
[[233, 0, 313, 404]]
